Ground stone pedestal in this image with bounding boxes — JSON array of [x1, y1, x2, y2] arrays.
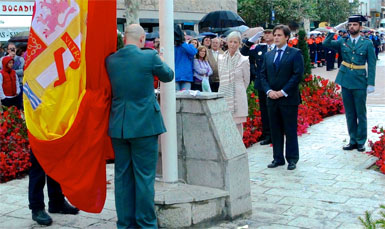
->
[[175, 92, 252, 218]]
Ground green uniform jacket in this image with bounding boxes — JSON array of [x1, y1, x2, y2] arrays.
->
[[105, 45, 174, 139], [323, 33, 376, 89]]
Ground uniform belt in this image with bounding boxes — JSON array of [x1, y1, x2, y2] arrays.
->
[[341, 61, 366, 70]]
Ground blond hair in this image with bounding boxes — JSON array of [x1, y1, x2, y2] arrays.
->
[[196, 46, 208, 61]]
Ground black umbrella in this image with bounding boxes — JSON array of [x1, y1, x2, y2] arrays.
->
[[199, 10, 246, 32]]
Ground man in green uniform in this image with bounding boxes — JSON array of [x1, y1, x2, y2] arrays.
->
[[323, 15, 376, 152], [105, 24, 174, 228]]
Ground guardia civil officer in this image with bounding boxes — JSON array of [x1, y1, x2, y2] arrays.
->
[[323, 15, 376, 152]]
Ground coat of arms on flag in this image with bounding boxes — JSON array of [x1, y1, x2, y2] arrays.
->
[[24, 0, 116, 213]]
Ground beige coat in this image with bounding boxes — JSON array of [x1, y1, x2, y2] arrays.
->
[[207, 49, 224, 83], [218, 51, 250, 123]]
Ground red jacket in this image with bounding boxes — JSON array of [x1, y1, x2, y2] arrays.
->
[[1, 56, 17, 97]]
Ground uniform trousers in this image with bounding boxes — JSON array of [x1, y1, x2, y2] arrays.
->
[[112, 135, 159, 229], [341, 87, 367, 145]]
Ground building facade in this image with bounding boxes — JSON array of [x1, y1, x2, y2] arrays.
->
[[117, 0, 237, 32], [357, 0, 382, 28]]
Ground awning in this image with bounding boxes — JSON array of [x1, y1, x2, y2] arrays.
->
[[0, 27, 29, 42], [0, 15, 32, 42]]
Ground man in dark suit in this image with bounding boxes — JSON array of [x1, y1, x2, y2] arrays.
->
[[240, 26, 275, 145], [260, 25, 304, 170], [105, 24, 174, 228]]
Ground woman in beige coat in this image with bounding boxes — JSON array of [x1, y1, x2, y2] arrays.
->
[[218, 31, 250, 135]]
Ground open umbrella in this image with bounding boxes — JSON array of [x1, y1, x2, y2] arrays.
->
[[222, 25, 250, 37], [199, 32, 217, 38], [309, 31, 321, 35], [146, 31, 159, 40], [334, 21, 348, 31], [241, 27, 264, 39], [9, 30, 29, 42], [199, 10, 246, 32], [184, 30, 197, 37], [314, 27, 335, 33]]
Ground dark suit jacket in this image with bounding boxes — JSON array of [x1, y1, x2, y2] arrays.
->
[[240, 40, 268, 90], [260, 46, 304, 106], [105, 44, 174, 139]]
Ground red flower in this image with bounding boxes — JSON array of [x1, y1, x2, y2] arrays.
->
[[0, 106, 30, 183]]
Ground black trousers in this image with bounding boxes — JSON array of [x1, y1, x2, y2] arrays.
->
[[1, 96, 21, 110], [258, 90, 271, 140], [28, 151, 65, 210], [267, 103, 299, 164], [210, 82, 219, 92], [326, 48, 336, 71]]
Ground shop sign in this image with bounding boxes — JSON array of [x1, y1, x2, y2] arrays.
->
[[1, 2, 34, 16]]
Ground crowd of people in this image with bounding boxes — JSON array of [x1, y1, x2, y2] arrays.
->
[[0, 14, 380, 227], [304, 30, 383, 71]]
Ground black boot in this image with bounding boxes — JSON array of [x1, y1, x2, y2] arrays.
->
[[49, 200, 79, 215], [32, 209, 53, 226]]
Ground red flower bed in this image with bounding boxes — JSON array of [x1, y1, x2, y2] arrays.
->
[[0, 106, 31, 183], [368, 126, 385, 174], [243, 74, 344, 148]]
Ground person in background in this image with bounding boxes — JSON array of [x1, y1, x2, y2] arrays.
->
[[220, 38, 228, 51], [218, 31, 250, 135], [153, 37, 160, 53], [0, 56, 20, 109], [207, 37, 224, 92], [202, 36, 211, 49], [174, 25, 197, 91], [307, 34, 317, 68], [0, 43, 5, 58], [192, 46, 213, 91], [241, 26, 275, 146], [189, 38, 199, 49], [372, 32, 381, 60]]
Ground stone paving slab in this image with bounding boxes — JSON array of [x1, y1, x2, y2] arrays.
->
[[210, 105, 385, 228], [0, 105, 384, 228]]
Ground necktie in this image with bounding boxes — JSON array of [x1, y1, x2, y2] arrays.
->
[[274, 49, 283, 68], [268, 46, 271, 52], [352, 39, 356, 47]]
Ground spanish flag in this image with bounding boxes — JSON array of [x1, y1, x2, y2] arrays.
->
[[23, 0, 116, 213]]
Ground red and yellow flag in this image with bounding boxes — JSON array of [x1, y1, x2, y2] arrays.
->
[[23, 0, 116, 213]]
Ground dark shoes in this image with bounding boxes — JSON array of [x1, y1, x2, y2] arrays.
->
[[32, 209, 52, 226], [267, 161, 285, 168], [357, 144, 365, 152], [287, 163, 296, 170], [260, 139, 272, 145], [342, 144, 356, 151], [343, 144, 365, 152], [48, 200, 79, 215]]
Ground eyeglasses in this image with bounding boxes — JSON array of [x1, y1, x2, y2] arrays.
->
[[8, 48, 15, 52]]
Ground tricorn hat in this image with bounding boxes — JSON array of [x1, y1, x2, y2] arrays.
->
[[348, 15, 367, 23], [263, 24, 275, 32]]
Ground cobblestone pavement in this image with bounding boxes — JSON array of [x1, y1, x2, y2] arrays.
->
[[211, 105, 385, 229], [1, 106, 384, 228], [0, 54, 384, 228]]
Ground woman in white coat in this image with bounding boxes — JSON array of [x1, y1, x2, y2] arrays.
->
[[218, 31, 250, 135]]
